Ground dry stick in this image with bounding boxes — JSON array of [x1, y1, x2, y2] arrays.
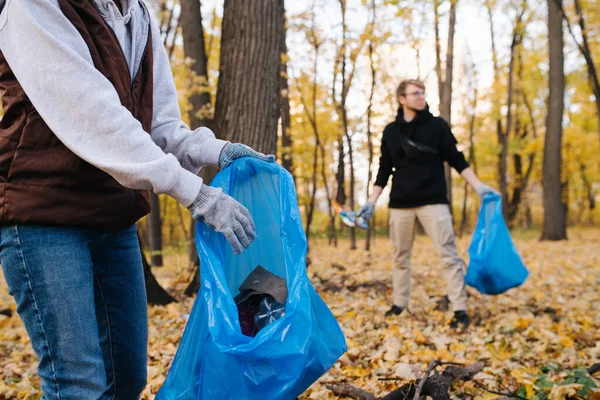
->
[[326, 384, 377, 400], [413, 360, 440, 400], [471, 380, 527, 400]]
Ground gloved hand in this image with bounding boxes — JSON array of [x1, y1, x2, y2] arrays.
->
[[187, 185, 256, 254], [218, 143, 276, 170], [357, 201, 375, 220], [475, 183, 499, 199]]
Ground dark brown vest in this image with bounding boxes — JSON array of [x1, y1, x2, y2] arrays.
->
[[0, 0, 153, 230]]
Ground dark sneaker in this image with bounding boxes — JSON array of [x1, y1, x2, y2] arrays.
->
[[385, 305, 405, 317], [450, 310, 470, 331]]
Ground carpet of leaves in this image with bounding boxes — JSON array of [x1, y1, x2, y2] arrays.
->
[[0, 229, 598, 399]]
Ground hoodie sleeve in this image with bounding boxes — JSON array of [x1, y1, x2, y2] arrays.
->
[[374, 128, 394, 188], [148, 16, 229, 173], [438, 118, 469, 173], [0, 0, 203, 207]]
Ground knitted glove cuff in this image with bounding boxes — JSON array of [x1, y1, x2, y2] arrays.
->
[[187, 184, 222, 220]]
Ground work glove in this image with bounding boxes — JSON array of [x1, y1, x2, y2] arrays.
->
[[187, 185, 256, 254], [357, 201, 375, 220], [475, 183, 499, 199], [218, 143, 276, 170]]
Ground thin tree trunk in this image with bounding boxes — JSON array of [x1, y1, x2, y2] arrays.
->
[[365, 0, 377, 251], [580, 162, 595, 225], [162, 1, 176, 48], [435, 0, 458, 210], [338, 0, 356, 250], [508, 50, 537, 225], [332, 22, 345, 247], [147, 193, 163, 266], [434, 0, 443, 103], [319, 143, 336, 247], [553, 0, 600, 146], [459, 83, 477, 237], [168, 20, 181, 60], [542, 0, 567, 240], [180, 0, 215, 291], [499, 12, 524, 219], [301, 12, 322, 248], [139, 233, 175, 305], [180, 0, 212, 129]]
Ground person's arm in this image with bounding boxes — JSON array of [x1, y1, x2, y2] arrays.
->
[[148, 18, 275, 171], [461, 167, 498, 198], [438, 119, 470, 175], [367, 185, 384, 204], [148, 18, 228, 173], [0, 0, 201, 206], [0, 0, 254, 253], [438, 120, 498, 198], [358, 133, 391, 218]]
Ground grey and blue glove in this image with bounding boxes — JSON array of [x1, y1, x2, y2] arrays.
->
[[475, 184, 499, 199], [188, 185, 256, 254], [218, 143, 276, 170], [357, 201, 375, 220]]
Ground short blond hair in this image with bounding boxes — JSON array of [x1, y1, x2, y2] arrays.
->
[[396, 79, 425, 97]]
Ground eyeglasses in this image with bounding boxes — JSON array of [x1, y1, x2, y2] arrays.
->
[[402, 90, 426, 98]]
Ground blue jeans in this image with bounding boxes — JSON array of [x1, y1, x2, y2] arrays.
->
[[0, 224, 148, 399]]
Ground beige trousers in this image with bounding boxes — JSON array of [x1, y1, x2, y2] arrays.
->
[[389, 204, 467, 311]]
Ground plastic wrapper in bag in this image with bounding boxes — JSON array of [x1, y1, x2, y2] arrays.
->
[[156, 158, 347, 400], [465, 193, 529, 295]]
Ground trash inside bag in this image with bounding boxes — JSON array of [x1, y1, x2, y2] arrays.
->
[[157, 158, 347, 400], [234, 265, 287, 337], [465, 193, 529, 295]]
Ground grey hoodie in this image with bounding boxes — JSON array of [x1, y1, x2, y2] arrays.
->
[[0, 0, 227, 208]]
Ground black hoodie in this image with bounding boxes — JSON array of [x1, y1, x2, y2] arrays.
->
[[374, 106, 469, 208]]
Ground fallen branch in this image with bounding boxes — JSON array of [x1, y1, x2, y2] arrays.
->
[[327, 384, 377, 400], [589, 363, 600, 375], [413, 360, 441, 400], [472, 379, 528, 400], [327, 361, 485, 400]]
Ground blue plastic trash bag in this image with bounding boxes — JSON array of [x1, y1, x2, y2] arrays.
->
[[156, 158, 347, 400], [465, 193, 529, 295]]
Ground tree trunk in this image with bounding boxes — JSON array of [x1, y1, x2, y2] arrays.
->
[[180, 0, 212, 128], [499, 12, 524, 219], [508, 51, 536, 225], [280, 13, 294, 178], [542, 0, 567, 240], [147, 193, 163, 266], [459, 77, 477, 237], [338, 0, 356, 250], [179, 0, 215, 292], [365, 0, 376, 251], [580, 162, 595, 225], [556, 0, 600, 147], [320, 143, 337, 247], [214, 0, 283, 154], [139, 233, 175, 305], [333, 44, 345, 247], [435, 0, 458, 210]]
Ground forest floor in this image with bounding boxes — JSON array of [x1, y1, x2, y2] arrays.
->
[[1, 228, 599, 399]]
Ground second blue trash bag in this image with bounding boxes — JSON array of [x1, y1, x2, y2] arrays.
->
[[465, 193, 529, 295], [156, 158, 347, 400]]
